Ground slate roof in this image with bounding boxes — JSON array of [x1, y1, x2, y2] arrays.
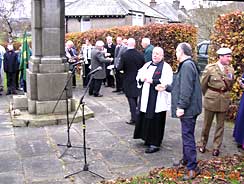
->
[[151, 1, 184, 22], [65, 0, 167, 19]]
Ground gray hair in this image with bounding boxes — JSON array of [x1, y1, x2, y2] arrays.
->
[[142, 37, 150, 45], [95, 40, 104, 47], [177, 42, 192, 57]]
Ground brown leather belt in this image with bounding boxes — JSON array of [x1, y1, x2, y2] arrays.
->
[[208, 86, 227, 93]]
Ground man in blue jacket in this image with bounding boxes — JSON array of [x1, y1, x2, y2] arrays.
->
[[158, 42, 202, 180]]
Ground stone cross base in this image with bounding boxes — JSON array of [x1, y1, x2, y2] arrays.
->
[[11, 95, 94, 127]]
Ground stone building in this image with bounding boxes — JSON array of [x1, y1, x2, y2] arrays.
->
[[65, 0, 169, 32]]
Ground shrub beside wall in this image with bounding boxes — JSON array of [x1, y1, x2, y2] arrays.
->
[[208, 11, 244, 120], [66, 23, 197, 71]]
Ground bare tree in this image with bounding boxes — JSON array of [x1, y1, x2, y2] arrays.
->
[[189, 2, 244, 41], [0, 0, 27, 42]]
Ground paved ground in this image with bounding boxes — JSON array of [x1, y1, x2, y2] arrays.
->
[[0, 84, 243, 184]]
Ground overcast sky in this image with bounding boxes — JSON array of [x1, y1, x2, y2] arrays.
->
[[17, 0, 234, 18]]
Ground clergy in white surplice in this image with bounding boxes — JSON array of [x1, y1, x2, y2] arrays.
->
[[133, 47, 173, 154]]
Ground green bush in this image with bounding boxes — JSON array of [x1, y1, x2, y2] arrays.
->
[[65, 23, 197, 71]]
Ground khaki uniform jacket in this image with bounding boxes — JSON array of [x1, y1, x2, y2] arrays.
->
[[201, 63, 234, 112]]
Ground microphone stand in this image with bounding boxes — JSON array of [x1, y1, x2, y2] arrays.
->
[[52, 65, 82, 159], [64, 74, 104, 179]]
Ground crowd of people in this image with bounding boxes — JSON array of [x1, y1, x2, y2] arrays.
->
[[64, 36, 243, 180], [0, 35, 243, 181], [0, 43, 32, 96]]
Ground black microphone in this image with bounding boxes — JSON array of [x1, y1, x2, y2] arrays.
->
[[72, 61, 83, 66], [88, 66, 102, 75]]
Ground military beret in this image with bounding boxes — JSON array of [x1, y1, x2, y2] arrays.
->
[[216, 48, 232, 55]]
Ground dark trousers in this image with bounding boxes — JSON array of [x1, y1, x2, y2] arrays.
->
[[180, 116, 198, 171], [23, 80, 27, 92], [127, 96, 138, 122], [115, 69, 123, 91], [7, 72, 16, 93], [15, 69, 20, 89], [69, 64, 76, 87], [89, 78, 103, 96], [20, 69, 25, 89], [83, 64, 90, 87]]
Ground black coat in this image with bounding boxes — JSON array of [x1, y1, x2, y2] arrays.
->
[[118, 49, 144, 97], [3, 50, 18, 73], [104, 43, 116, 58]]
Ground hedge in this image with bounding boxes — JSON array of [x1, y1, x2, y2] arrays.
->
[[65, 23, 197, 71], [209, 11, 244, 120]]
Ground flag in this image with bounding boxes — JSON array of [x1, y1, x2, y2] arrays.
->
[[19, 31, 30, 81]]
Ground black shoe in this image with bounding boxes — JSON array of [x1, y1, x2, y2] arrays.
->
[[173, 159, 188, 167], [144, 142, 150, 146], [117, 91, 124, 95], [199, 146, 206, 153], [183, 167, 200, 181], [6, 91, 11, 95], [212, 149, 220, 156], [125, 120, 135, 125], [145, 146, 160, 154], [94, 94, 103, 97], [12, 91, 17, 95], [112, 90, 120, 93]]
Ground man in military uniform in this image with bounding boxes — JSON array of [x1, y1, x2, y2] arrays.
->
[[199, 47, 234, 156]]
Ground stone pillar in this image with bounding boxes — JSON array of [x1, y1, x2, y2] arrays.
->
[[27, 0, 72, 115]]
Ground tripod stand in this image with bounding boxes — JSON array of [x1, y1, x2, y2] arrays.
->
[[64, 74, 104, 179], [53, 65, 83, 159]]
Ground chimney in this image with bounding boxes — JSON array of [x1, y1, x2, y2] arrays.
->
[[180, 5, 187, 14], [150, 0, 157, 7], [173, 0, 180, 10]]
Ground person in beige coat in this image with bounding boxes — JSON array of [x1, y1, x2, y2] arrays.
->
[[199, 47, 234, 156]]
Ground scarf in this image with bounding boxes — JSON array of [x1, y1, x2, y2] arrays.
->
[[145, 61, 164, 119]]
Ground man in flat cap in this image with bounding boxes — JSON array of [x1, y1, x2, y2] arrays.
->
[[198, 47, 234, 156]]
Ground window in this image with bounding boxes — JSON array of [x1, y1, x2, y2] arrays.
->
[[198, 44, 208, 55], [132, 12, 144, 26], [80, 16, 91, 32]]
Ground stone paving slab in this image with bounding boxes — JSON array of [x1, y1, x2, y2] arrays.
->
[[0, 85, 243, 184]]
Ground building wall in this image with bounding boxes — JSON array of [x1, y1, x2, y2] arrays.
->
[[90, 18, 127, 29], [67, 18, 80, 33], [66, 16, 167, 33]]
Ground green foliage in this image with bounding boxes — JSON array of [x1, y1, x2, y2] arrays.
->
[[65, 23, 197, 71], [209, 11, 244, 120]]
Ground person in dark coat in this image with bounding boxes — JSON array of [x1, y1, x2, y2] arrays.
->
[[104, 36, 116, 88], [113, 37, 127, 93], [117, 38, 144, 125], [233, 73, 244, 150], [89, 40, 113, 97], [4, 44, 18, 95], [160, 42, 202, 180]]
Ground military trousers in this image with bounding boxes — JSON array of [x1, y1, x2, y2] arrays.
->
[[200, 109, 226, 149]]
